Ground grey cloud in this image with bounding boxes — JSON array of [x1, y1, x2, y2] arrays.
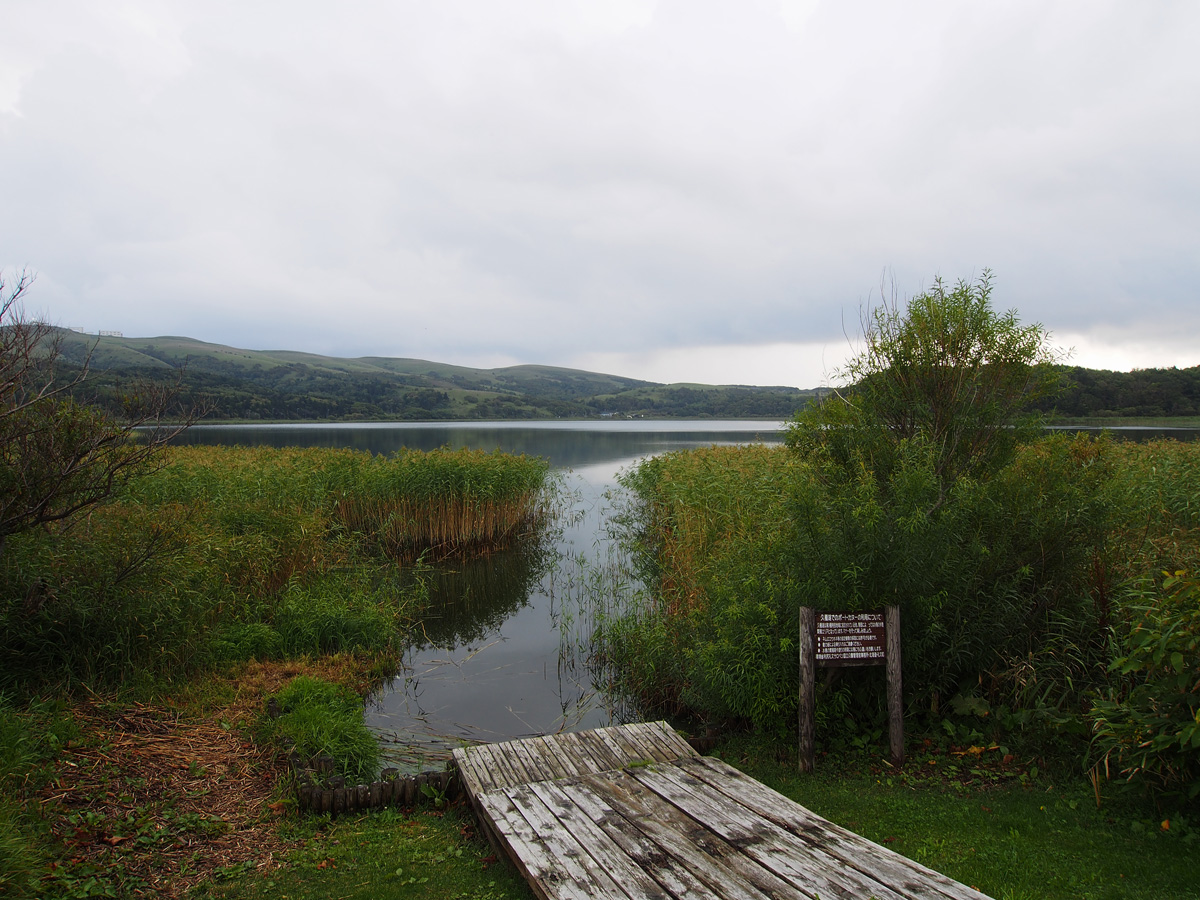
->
[[1, 0, 1197, 383]]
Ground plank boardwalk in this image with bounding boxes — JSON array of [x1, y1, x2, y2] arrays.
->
[[453, 721, 995, 900]]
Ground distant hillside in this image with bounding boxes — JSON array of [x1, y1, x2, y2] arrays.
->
[[51, 330, 816, 421]]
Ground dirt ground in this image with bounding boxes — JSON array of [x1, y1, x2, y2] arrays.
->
[[35, 661, 361, 897]]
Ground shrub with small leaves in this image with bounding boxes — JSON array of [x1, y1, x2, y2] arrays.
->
[[1089, 572, 1200, 805]]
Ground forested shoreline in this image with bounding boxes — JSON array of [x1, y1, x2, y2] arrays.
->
[[51, 327, 1200, 422]]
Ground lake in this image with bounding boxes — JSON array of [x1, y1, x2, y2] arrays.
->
[[174, 419, 788, 769]]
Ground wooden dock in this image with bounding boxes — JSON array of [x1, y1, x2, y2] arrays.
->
[[453, 721, 994, 900]]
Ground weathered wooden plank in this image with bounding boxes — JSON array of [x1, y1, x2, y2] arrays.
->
[[598, 722, 651, 764], [527, 735, 577, 779], [532, 736, 571, 780], [470, 742, 519, 792], [614, 722, 670, 762], [645, 720, 699, 761], [463, 744, 499, 789], [680, 756, 993, 900], [510, 736, 558, 784], [523, 780, 674, 900], [533, 777, 730, 900], [543, 732, 585, 777], [504, 783, 632, 899], [631, 762, 912, 900], [577, 727, 629, 770], [591, 723, 642, 768], [556, 730, 614, 776], [475, 787, 595, 900], [492, 741, 534, 790], [575, 730, 626, 772], [886, 604, 905, 766], [451, 748, 479, 794], [498, 739, 539, 786], [453, 745, 492, 795], [583, 769, 805, 900], [465, 746, 499, 792], [537, 739, 578, 782], [451, 748, 475, 792], [799, 607, 816, 772]]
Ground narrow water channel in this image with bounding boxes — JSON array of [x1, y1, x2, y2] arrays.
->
[[174, 420, 787, 770]]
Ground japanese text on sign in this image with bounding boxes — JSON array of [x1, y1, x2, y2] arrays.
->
[[815, 612, 886, 666]]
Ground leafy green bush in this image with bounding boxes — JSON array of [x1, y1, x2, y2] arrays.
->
[[0, 502, 215, 690], [1089, 573, 1200, 805], [605, 434, 1114, 737], [262, 676, 380, 784]]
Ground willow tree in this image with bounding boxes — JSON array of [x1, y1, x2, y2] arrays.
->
[[788, 271, 1065, 505]]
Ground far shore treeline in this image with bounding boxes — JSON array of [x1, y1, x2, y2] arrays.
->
[[51, 328, 1200, 422]]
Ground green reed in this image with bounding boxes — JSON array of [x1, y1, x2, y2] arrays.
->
[[259, 676, 381, 784], [327, 446, 551, 558], [0, 444, 552, 693]]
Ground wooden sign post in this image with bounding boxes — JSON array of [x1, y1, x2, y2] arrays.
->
[[799, 606, 903, 772]]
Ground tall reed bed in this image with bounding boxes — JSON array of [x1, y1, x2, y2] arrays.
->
[[1099, 438, 1200, 578], [326, 447, 550, 559], [0, 444, 552, 693], [602, 444, 802, 722], [604, 436, 1115, 730]]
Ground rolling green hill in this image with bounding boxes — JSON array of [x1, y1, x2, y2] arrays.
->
[[51, 330, 816, 421]]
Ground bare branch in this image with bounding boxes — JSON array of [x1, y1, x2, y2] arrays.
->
[[0, 267, 197, 555]]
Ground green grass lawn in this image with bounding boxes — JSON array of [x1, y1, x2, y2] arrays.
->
[[193, 806, 534, 900], [727, 739, 1199, 900]]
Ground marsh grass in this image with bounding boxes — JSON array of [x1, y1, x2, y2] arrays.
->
[[596, 444, 803, 723], [329, 447, 551, 559], [0, 444, 552, 693], [260, 676, 381, 784]]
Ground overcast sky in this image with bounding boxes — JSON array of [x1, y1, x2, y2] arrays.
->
[[2, 1, 1197, 388]]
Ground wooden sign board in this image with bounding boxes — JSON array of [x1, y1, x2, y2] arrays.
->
[[815, 612, 886, 666], [799, 606, 903, 772]]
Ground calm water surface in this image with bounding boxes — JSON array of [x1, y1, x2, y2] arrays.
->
[[176, 420, 787, 768]]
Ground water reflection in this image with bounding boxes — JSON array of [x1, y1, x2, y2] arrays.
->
[[366, 459, 638, 771], [412, 536, 554, 648]]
